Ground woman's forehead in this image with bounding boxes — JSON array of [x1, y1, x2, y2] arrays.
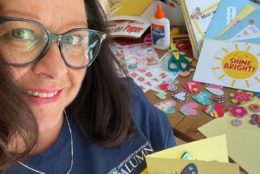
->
[[0, 0, 88, 31]]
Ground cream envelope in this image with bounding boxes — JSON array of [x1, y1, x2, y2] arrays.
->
[[199, 114, 260, 174]]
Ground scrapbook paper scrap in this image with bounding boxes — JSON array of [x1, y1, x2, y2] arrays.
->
[[193, 40, 260, 92]]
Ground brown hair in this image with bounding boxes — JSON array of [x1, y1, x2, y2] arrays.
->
[[67, 0, 135, 147], [0, 59, 38, 171]]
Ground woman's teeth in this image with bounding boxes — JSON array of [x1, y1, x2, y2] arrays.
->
[[25, 90, 58, 98]]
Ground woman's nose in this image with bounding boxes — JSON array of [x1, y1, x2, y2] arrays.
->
[[31, 43, 67, 79]]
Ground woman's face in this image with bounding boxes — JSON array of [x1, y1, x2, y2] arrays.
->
[[0, 0, 87, 125]]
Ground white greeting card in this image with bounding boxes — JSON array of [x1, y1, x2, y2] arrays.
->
[[193, 39, 260, 92]]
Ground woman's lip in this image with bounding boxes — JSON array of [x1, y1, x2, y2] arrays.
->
[[24, 89, 62, 105], [25, 88, 61, 93]]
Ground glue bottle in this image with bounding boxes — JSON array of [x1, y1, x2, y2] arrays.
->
[[151, 3, 170, 50]]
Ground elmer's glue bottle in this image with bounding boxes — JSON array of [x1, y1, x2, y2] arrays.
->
[[151, 3, 170, 50]]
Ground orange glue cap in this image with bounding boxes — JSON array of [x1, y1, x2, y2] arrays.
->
[[155, 3, 165, 19]]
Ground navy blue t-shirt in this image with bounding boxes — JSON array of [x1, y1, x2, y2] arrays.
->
[[5, 81, 176, 174]]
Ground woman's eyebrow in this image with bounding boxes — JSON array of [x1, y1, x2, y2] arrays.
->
[[0, 10, 40, 20]]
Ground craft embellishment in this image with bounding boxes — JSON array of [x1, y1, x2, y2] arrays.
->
[[172, 90, 189, 103], [183, 81, 201, 93], [213, 95, 225, 103], [192, 91, 212, 105], [159, 83, 169, 91], [180, 102, 198, 116], [230, 90, 254, 104], [154, 99, 176, 114], [249, 104, 260, 112], [181, 152, 193, 160], [231, 119, 242, 127], [202, 103, 225, 118], [159, 79, 179, 92], [205, 84, 224, 96], [250, 114, 260, 127], [180, 163, 198, 174], [229, 105, 248, 118]]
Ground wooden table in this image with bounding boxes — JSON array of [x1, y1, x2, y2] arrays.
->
[[145, 71, 236, 142], [114, 37, 237, 142]]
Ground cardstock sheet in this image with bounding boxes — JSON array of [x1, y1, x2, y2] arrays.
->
[[199, 114, 260, 174], [147, 135, 229, 162], [193, 39, 260, 92]]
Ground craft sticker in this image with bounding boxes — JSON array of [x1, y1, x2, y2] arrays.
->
[[183, 81, 201, 93], [211, 42, 260, 90], [181, 152, 193, 160], [172, 90, 189, 103], [180, 163, 198, 174], [249, 104, 260, 112], [205, 84, 224, 96], [230, 90, 254, 104], [229, 105, 248, 118], [213, 95, 225, 103], [156, 92, 167, 100], [202, 103, 225, 118], [250, 114, 260, 127], [192, 92, 212, 105], [180, 102, 198, 116], [231, 119, 242, 127], [154, 99, 176, 114]]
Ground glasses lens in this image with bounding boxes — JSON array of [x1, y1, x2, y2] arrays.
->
[[0, 20, 48, 65], [62, 29, 103, 68]]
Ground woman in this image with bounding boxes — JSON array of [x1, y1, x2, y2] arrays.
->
[[0, 0, 176, 173]]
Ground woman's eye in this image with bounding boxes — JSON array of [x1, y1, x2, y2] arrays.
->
[[64, 35, 82, 45], [11, 28, 36, 41]]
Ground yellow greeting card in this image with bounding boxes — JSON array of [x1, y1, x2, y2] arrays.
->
[[146, 135, 240, 174], [146, 159, 239, 174]]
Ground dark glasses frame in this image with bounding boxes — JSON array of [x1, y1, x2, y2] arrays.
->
[[0, 16, 107, 69]]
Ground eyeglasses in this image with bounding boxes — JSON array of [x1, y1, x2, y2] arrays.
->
[[0, 16, 107, 69]]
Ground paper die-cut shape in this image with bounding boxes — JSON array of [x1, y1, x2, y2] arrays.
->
[[192, 92, 212, 105]]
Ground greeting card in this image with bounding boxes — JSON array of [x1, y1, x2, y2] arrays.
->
[[146, 135, 240, 174], [194, 40, 260, 92]]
